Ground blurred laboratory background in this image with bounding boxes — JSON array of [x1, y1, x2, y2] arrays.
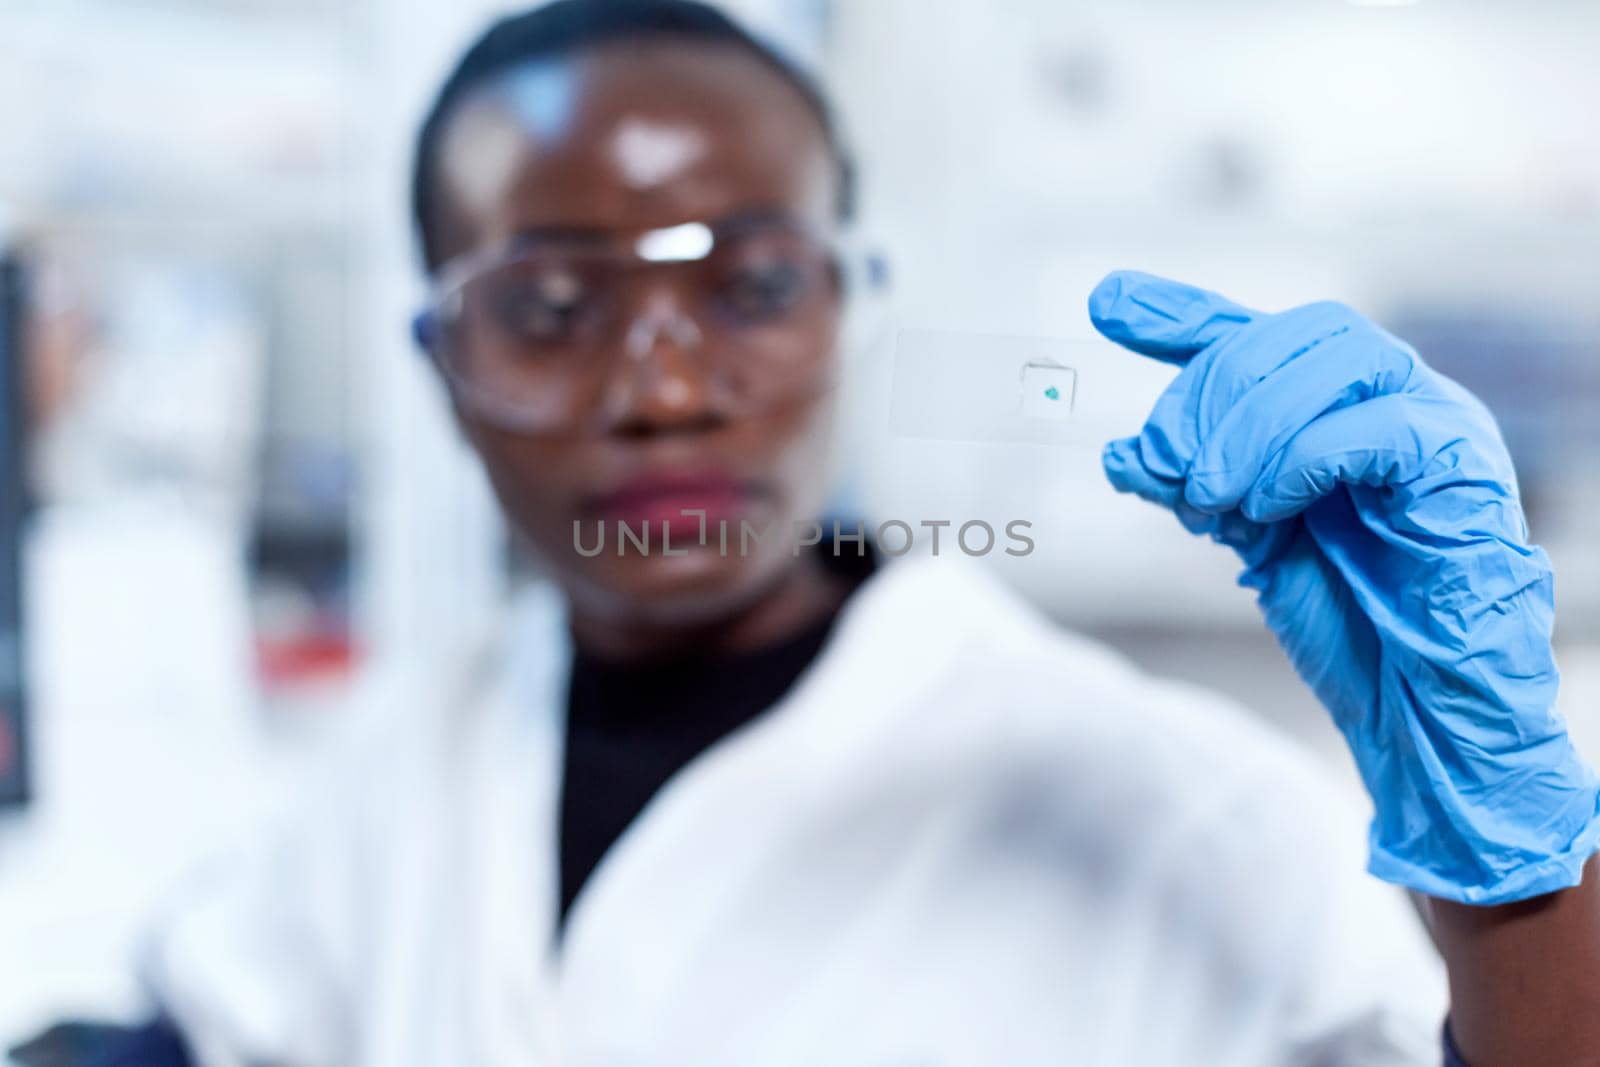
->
[[1, 0, 1598, 1048]]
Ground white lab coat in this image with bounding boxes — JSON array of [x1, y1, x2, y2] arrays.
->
[[143, 554, 1448, 1066]]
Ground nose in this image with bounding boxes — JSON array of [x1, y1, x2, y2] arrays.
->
[[598, 289, 726, 436], [623, 302, 703, 364]]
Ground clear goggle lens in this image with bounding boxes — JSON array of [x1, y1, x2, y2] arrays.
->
[[415, 219, 886, 434]]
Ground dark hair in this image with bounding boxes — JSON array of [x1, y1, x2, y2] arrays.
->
[[411, 0, 857, 271]]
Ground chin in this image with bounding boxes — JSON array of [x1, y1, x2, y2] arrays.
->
[[568, 541, 791, 628]]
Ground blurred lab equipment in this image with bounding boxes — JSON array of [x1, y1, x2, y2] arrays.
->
[[0, 249, 281, 1049], [0, 242, 29, 808], [28, 259, 264, 525]]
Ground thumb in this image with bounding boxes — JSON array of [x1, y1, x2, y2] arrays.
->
[[1089, 270, 1261, 365]]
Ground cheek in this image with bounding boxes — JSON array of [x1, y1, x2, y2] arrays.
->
[[765, 393, 839, 520], [469, 430, 586, 547]]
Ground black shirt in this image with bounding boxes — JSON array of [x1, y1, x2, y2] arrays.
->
[[556, 543, 877, 929]]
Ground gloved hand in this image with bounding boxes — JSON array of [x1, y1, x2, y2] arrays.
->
[[1090, 270, 1600, 905]]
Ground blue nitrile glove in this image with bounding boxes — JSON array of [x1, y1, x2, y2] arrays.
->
[[1090, 270, 1600, 905]]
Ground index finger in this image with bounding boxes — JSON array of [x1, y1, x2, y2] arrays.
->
[[1089, 271, 1262, 365]]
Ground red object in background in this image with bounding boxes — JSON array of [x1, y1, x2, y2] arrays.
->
[[0, 707, 13, 774], [255, 631, 358, 689]]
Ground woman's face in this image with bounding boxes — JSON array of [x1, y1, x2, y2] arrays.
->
[[428, 41, 844, 629]]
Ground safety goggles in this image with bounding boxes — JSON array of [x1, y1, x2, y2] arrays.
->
[[412, 214, 887, 436]]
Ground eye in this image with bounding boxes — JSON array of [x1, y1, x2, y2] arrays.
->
[[716, 255, 814, 322], [482, 264, 593, 344]]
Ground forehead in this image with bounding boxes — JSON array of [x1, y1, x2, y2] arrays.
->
[[433, 40, 837, 254]]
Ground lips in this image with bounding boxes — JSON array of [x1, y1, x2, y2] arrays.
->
[[586, 470, 763, 528]]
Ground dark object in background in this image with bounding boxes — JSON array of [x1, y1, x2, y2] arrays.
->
[[0, 248, 29, 807], [8, 1019, 192, 1067]]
